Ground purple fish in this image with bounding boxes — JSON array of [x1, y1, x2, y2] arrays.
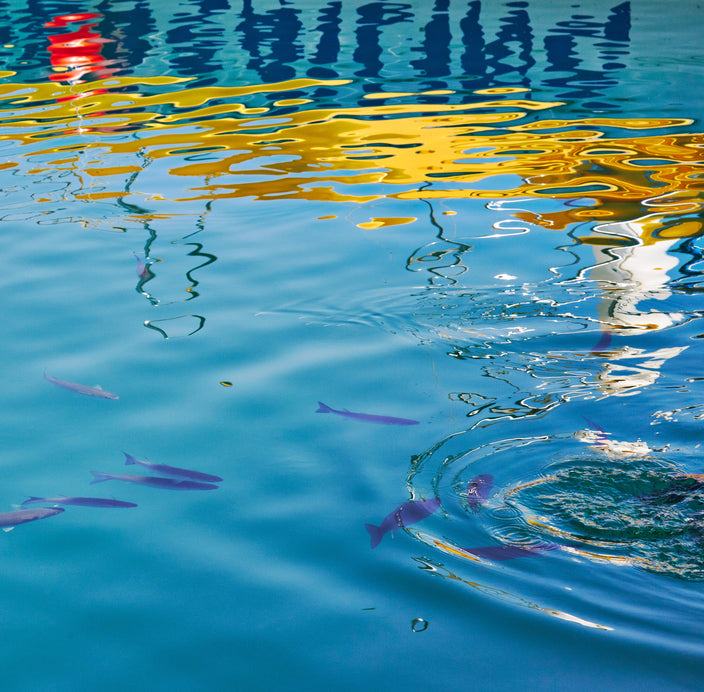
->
[[582, 416, 609, 446], [0, 506, 64, 530], [591, 329, 612, 353], [365, 498, 440, 548], [90, 470, 218, 490], [467, 542, 559, 561], [317, 401, 419, 426], [44, 371, 119, 400], [22, 496, 137, 508], [466, 474, 493, 512], [640, 475, 704, 505], [134, 253, 148, 278], [123, 452, 222, 483]]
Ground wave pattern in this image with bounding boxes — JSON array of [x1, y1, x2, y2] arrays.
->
[[3, 0, 704, 661]]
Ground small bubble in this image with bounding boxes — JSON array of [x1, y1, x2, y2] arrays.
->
[[411, 618, 428, 632]]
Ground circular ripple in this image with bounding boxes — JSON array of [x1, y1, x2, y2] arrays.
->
[[404, 430, 704, 643], [512, 457, 704, 578]]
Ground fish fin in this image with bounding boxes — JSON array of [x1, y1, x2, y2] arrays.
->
[[94, 385, 103, 390], [123, 452, 137, 466], [365, 523, 383, 549], [89, 471, 110, 484], [3, 527, 14, 533], [582, 416, 606, 434], [316, 401, 333, 413]]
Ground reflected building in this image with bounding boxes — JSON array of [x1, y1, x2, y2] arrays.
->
[[4, 0, 636, 114], [544, 1, 630, 110], [237, 0, 304, 84], [4, 0, 701, 350]]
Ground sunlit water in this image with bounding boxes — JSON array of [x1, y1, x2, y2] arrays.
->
[[2, 1, 704, 689]]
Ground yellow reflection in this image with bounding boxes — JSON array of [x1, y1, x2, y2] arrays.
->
[[474, 87, 531, 94], [561, 546, 635, 567], [414, 549, 613, 630], [356, 217, 416, 229], [273, 98, 312, 107], [0, 76, 701, 225], [432, 538, 481, 562]]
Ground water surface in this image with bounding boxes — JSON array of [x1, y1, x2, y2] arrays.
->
[[2, 1, 704, 689]]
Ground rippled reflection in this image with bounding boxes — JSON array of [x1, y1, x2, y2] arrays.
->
[[3, 76, 701, 210], [3, 0, 704, 657]]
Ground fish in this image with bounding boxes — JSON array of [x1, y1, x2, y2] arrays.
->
[[90, 470, 219, 490], [0, 506, 64, 531], [134, 252, 148, 278], [591, 329, 612, 353], [365, 498, 440, 548], [22, 496, 137, 508], [640, 475, 704, 505], [581, 416, 610, 446], [465, 474, 493, 512], [466, 542, 559, 561], [44, 370, 119, 400], [317, 401, 419, 426], [123, 452, 223, 483]]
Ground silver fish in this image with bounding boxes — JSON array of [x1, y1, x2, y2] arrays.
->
[[22, 496, 137, 508], [0, 506, 64, 531], [90, 471, 218, 490], [44, 371, 119, 400], [123, 452, 222, 483], [317, 401, 419, 426]]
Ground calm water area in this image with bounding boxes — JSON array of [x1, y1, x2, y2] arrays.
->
[[1, 0, 704, 689]]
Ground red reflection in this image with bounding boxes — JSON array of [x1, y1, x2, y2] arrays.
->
[[45, 12, 115, 85], [44, 13, 102, 28]]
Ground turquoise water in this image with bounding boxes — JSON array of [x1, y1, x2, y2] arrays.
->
[[2, 1, 704, 689]]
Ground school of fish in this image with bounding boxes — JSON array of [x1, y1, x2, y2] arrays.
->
[[317, 400, 563, 561], [1, 372, 224, 532], [26, 366, 567, 562]]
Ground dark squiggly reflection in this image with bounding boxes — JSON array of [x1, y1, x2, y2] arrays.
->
[[0, 0, 698, 347], [144, 314, 206, 338]]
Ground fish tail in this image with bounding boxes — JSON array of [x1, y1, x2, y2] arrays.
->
[[123, 452, 137, 466], [365, 523, 383, 549], [316, 401, 333, 414], [21, 497, 42, 505], [89, 471, 111, 484]]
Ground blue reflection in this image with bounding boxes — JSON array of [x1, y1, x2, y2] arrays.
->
[[237, 0, 303, 84], [545, 2, 631, 109], [308, 1, 341, 79], [1, 0, 635, 114]]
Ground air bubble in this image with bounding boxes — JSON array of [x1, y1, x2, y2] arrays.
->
[[411, 618, 428, 632]]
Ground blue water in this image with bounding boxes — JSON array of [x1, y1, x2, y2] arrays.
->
[[2, 1, 704, 689]]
